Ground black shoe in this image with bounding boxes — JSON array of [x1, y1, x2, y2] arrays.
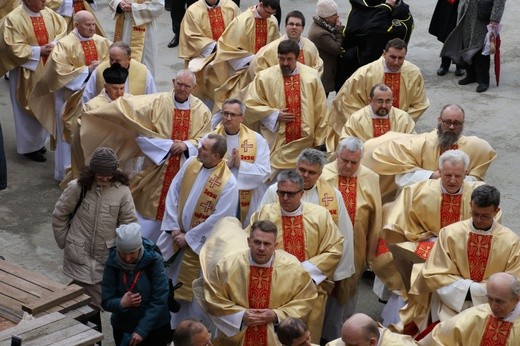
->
[[38, 146, 46, 154], [458, 77, 477, 85], [454, 67, 465, 77], [437, 67, 449, 76], [23, 150, 46, 162], [167, 36, 179, 48], [3, 73, 8, 81], [476, 83, 489, 93]]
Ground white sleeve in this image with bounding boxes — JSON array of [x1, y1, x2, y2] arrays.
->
[[302, 260, 326, 285], [236, 135, 270, 190], [465, 175, 477, 182], [395, 170, 434, 189], [135, 136, 173, 165], [21, 47, 40, 71], [183, 140, 198, 158], [436, 278, 473, 313], [469, 282, 488, 306], [332, 189, 355, 280], [55, 0, 73, 17], [228, 54, 254, 71], [131, 0, 164, 26], [201, 42, 217, 58], [82, 71, 98, 104], [65, 68, 89, 91], [259, 184, 278, 207], [260, 111, 279, 133], [145, 71, 157, 94], [209, 311, 245, 337]]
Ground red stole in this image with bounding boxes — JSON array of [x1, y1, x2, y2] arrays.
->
[[80, 40, 98, 66], [440, 193, 462, 228], [208, 7, 225, 41], [480, 315, 513, 346], [384, 72, 400, 109], [467, 232, 492, 282], [254, 18, 267, 53], [155, 109, 191, 220], [245, 266, 273, 345], [281, 215, 306, 262], [30, 17, 49, 65], [414, 242, 435, 260], [283, 74, 302, 143], [338, 176, 357, 225], [372, 118, 391, 138], [73, 0, 86, 13], [297, 49, 304, 64]]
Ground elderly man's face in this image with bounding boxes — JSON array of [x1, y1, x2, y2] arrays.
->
[[439, 160, 466, 194], [370, 88, 393, 117], [75, 13, 96, 38], [197, 137, 218, 167], [382, 47, 406, 73], [105, 83, 125, 101], [337, 149, 362, 178], [487, 278, 520, 319], [109, 47, 131, 69], [173, 74, 195, 103]]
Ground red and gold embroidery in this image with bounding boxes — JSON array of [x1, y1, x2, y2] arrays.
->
[[467, 233, 492, 282], [282, 215, 305, 262], [338, 176, 357, 225], [245, 266, 273, 345], [254, 18, 267, 53], [414, 241, 435, 260], [31, 17, 49, 65], [384, 72, 400, 109], [73, 0, 86, 13], [440, 193, 462, 228], [480, 315, 513, 346], [80, 40, 98, 66], [372, 118, 391, 138], [283, 74, 302, 143], [208, 7, 225, 41]]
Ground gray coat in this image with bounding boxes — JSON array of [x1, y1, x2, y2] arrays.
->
[[441, 0, 506, 64], [52, 179, 137, 285], [308, 16, 344, 92]]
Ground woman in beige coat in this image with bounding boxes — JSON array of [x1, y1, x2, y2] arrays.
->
[[52, 147, 137, 333]]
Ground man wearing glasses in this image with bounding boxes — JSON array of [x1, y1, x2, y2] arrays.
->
[[339, 83, 415, 144], [250, 11, 323, 78], [400, 185, 520, 336], [368, 104, 496, 193], [249, 170, 344, 343]]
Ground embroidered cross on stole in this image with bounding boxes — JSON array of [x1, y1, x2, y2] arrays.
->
[[208, 7, 225, 41], [254, 18, 267, 53], [81, 40, 98, 66], [315, 179, 339, 224], [244, 266, 273, 345], [31, 17, 49, 65], [155, 109, 191, 221], [384, 72, 400, 109], [480, 316, 513, 346], [283, 74, 302, 143], [467, 232, 492, 282], [282, 215, 306, 262], [372, 118, 391, 138], [338, 176, 357, 226]]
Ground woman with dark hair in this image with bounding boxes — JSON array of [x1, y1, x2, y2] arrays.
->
[[52, 147, 137, 333]]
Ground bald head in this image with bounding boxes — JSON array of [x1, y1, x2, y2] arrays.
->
[[487, 272, 520, 319], [74, 10, 96, 38], [341, 313, 379, 346]]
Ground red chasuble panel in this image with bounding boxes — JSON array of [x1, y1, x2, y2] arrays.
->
[[245, 266, 273, 345], [480, 316, 513, 346], [283, 74, 302, 144], [414, 242, 435, 260], [467, 232, 492, 282], [81, 40, 99, 66], [372, 118, 391, 138], [31, 17, 49, 64], [383, 72, 400, 108], [338, 176, 357, 225], [73, 0, 86, 13], [254, 18, 267, 53], [282, 215, 306, 262], [208, 7, 225, 41], [440, 193, 462, 228]]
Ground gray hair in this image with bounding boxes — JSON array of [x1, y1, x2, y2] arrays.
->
[[222, 98, 245, 115], [438, 149, 470, 171], [337, 137, 364, 157], [110, 41, 131, 58], [176, 69, 197, 85], [277, 170, 304, 190], [297, 148, 327, 167]]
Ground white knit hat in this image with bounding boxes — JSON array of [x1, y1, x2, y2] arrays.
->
[[317, 0, 339, 18], [115, 223, 143, 253]]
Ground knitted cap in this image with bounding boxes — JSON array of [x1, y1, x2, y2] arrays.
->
[[317, 0, 338, 18], [116, 223, 143, 253], [89, 147, 118, 174], [102, 62, 129, 85]]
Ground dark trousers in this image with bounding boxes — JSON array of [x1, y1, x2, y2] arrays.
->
[[465, 49, 490, 85], [113, 323, 171, 346], [0, 124, 6, 190], [441, 56, 463, 70], [170, 0, 197, 35]]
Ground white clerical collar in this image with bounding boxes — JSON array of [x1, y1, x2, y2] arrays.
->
[[281, 203, 303, 216], [249, 252, 274, 268], [370, 108, 390, 120], [173, 95, 190, 109], [254, 6, 262, 18], [441, 184, 463, 195], [376, 328, 383, 346], [73, 28, 92, 41], [225, 131, 239, 139], [382, 59, 401, 73], [23, 3, 41, 16], [501, 302, 520, 322], [469, 220, 496, 234]]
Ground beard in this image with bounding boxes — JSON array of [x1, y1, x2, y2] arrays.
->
[[437, 123, 462, 149]]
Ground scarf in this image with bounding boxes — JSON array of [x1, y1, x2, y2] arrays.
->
[[313, 15, 338, 34], [116, 247, 144, 273]]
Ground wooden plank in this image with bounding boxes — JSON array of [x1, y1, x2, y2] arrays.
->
[[4, 315, 78, 344], [0, 312, 66, 341], [0, 281, 39, 304], [40, 294, 91, 316], [23, 322, 91, 345], [0, 261, 64, 292], [0, 306, 22, 324], [51, 329, 103, 346], [23, 285, 84, 315], [64, 305, 96, 322], [0, 272, 54, 300], [0, 295, 24, 321]]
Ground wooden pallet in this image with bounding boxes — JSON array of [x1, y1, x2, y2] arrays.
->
[[0, 312, 103, 346], [0, 260, 93, 328]]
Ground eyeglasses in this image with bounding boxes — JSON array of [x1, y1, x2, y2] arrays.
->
[[276, 190, 302, 198], [470, 211, 494, 221], [222, 111, 242, 118], [440, 116, 463, 128], [373, 99, 393, 106], [286, 22, 303, 27]]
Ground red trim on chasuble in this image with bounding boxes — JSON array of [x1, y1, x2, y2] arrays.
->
[[414, 242, 435, 260], [338, 176, 357, 225], [376, 238, 389, 256], [155, 109, 191, 220], [282, 215, 305, 262], [31, 17, 49, 65], [207, 7, 225, 41], [372, 118, 391, 138], [297, 49, 304, 64], [480, 316, 513, 346], [440, 194, 462, 228], [283, 74, 302, 144], [384, 72, 400, 108], [81, 40, 99, 66], [467, 232, 492, 282], [254, 18, 267, 53], [245, 266, 273, 345], [73, 0, 86, 13]]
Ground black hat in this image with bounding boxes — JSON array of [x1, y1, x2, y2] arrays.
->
[[102, 62, 129, 84]]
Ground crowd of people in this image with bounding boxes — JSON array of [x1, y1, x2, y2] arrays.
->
[[0, 0, 514, 345]]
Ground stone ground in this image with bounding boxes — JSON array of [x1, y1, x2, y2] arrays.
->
[[1, 0, 519, 344]]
